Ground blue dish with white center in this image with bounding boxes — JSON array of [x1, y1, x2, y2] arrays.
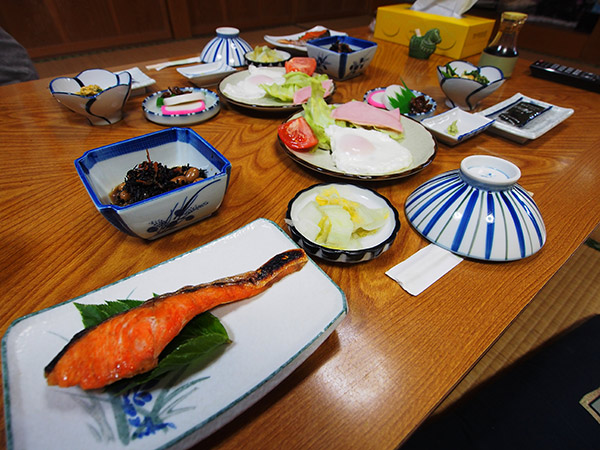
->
[[75, 127, 231, 240], [405, 155, 546, 261], [306, 35, 377, 81]]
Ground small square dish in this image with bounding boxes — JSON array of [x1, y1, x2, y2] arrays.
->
[[480, 93, 574, 143], [118, 67, 156, 96], [177, 62, 236, 87], [422, 107, 494, 146]]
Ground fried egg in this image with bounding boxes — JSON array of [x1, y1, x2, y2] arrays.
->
[[326, 125, 413, 175], [222, 66, 285, 101]]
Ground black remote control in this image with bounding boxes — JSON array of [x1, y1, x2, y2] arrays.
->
[[529, 59, 600, 93]]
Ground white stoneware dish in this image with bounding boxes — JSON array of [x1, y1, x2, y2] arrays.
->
[[1, 218, 347, 450]]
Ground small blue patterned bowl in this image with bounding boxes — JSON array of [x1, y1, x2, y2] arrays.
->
[[405, 155, 546, 261], [75, 127, 231, 240], [200, 27, 252, 68], [306, 35, 377, 81], [49, 68, 132, 125]]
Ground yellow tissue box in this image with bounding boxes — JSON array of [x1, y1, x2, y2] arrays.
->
[[374, 4, 495, 59]]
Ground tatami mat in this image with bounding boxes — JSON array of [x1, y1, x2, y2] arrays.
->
[[435, 226, 600, 413]]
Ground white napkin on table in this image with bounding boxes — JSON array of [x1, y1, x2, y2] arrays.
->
[[386, 244, 463, 296]]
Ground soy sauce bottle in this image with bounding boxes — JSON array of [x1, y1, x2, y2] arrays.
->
[[479, 11, 527, 78]]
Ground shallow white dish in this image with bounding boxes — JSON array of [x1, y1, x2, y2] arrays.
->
[[218, 67, 334, 113], [142, 87, 220, 126], [118, 67, 156, 96], [480, 93, 574, 143], [278, 113, 437, 181], [176, 61, 236, 87], [264, 25, 347, 53], [2, 218, 347, 450], [286, 183, 400, 263], [422, 107, 494, 145]]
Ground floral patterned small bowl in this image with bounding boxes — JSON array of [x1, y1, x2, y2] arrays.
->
[[49, 68, 132, 125], [306, 35, 377, 81], [75, 127, 231, 240]]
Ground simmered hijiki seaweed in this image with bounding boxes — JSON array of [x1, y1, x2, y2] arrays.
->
[[110, 150, 206, 206]]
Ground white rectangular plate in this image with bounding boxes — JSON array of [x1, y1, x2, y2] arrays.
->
[[480, 93, 574, 143], [118, 67, 156, 96], [177, 62, 236, 87], [2, 218, 347, 450], [264, 25, 347, 53]]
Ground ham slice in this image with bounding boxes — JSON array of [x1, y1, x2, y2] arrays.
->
[[292, 79, 335, 104], [331, 100, 404, 133]]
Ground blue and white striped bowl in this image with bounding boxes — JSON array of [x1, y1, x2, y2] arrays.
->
[[200, 27, 252, 68], [405, 155, 546, 261]]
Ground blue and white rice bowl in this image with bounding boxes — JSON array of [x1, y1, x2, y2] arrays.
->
[[285, 183, 400, 263], [75, 127, 231, 240], [49, 68, 132, 125], [200, 27, 252, 68], [405, 155, 546, 261], [306, 35, 377, 81], [142, 87, 220, 126]]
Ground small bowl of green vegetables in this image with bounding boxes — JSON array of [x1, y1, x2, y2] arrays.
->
[[245, 45, 291, 67], [437, 60, 505, 111]]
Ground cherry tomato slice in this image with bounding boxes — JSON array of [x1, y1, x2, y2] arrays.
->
[[278, 117, 318, 151], [285, 57, 317, 76]]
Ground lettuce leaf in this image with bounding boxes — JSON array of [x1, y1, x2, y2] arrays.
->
[[261, 72, 329, 102], [74, 299, 230, 393], [301, 82, 336, 150]]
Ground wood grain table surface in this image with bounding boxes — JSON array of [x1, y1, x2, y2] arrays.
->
[[1, 23, 599, 450]]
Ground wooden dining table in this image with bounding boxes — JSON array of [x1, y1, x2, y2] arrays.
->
[[1, 21, 599, 450]]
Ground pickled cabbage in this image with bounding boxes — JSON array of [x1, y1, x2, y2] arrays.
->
[[296, 187, 389, 249]]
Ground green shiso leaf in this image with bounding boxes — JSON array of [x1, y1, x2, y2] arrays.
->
[[387, 80, 415, 114], [74, 299, 230, 393]]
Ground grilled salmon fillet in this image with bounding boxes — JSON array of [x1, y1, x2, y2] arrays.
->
[[45, 249, 308, 389]]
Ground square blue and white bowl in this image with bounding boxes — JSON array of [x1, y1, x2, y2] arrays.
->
[[75, 127, 231, 240], [306, 35, 377, 81], [421, 107, 494, 146]]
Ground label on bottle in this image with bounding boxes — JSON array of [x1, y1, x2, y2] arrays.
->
[[478, 52, 518, 78]]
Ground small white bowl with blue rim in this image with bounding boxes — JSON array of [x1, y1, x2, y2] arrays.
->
[[306, 35, 377, 81], [200, 27, 252, 68], [405, 155, 546, 261], [49, 68, 132, 125], [422, 107, 494, 145], [142, 87, 220, 126], [75, 127, 231, 240], [437, 60, 505, 111]]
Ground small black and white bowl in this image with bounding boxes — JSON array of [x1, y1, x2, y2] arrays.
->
[[244, 48, 291, 67], [285, 183, 400, 263]]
